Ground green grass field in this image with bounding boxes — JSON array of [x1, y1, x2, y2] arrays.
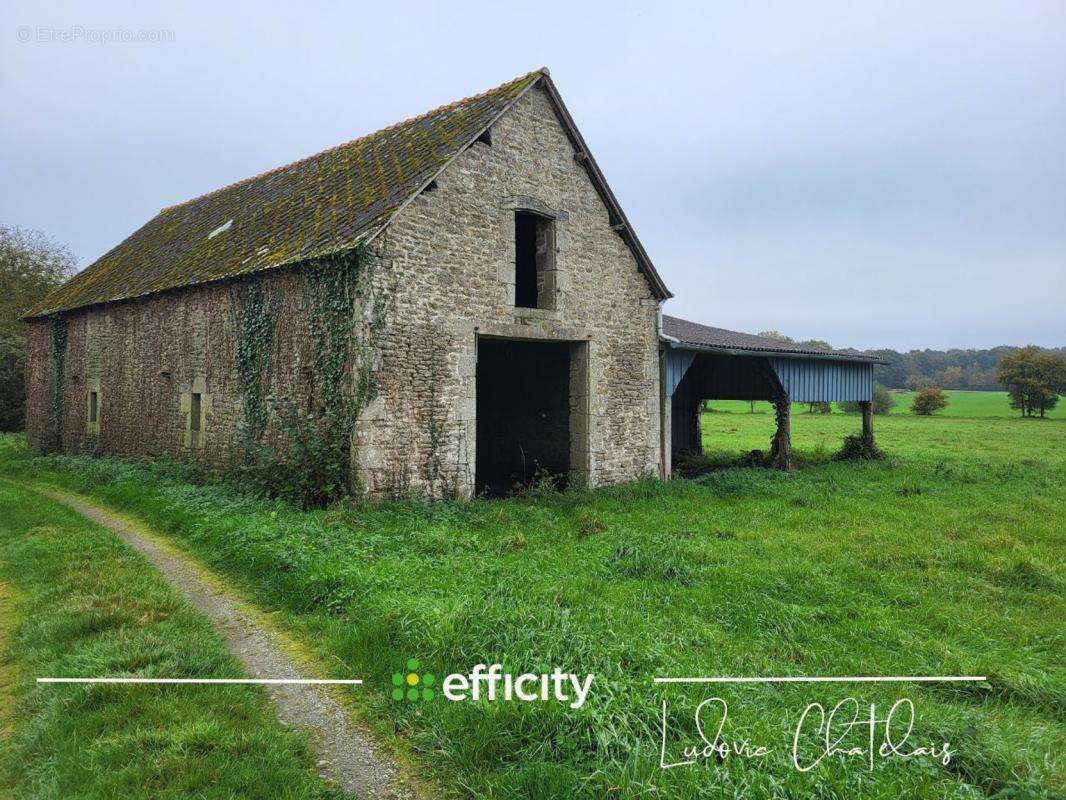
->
[[0, 476, 343, 799], [0, 397, 1062, 798], [710, 389, 1066, 420]]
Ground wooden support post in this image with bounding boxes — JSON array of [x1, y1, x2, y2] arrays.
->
[[769, 393, 792, 470], [860, 400, 874, 442]]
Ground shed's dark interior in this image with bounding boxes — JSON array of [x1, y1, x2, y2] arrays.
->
[[475, 338, 571, 495]]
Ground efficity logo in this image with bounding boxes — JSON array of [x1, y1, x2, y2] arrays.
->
[[391, 658, 436, 701], [389, 660, 594, 709]]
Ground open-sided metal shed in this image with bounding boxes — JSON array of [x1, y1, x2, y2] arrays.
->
[[659, 315, 882, 474]]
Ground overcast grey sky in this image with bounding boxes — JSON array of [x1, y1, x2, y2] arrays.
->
[[2, 0, 1063, 350]]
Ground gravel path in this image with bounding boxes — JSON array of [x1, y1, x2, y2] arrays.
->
[[40, 488, 413, 800]]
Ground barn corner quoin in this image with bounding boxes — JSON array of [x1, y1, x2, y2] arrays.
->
[[21, 67, 879, 499]]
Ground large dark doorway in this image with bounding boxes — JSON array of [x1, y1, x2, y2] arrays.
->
[[475, 338, 571, 495]]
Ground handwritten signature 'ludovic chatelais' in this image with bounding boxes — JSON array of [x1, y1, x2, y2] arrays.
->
[[660, 697, 955, 772]]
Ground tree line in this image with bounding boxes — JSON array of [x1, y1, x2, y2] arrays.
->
[[862, 346, 1065, 391], [756, 330, 1064, 393]]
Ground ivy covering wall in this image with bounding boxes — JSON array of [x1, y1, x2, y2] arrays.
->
[[48, 313, 68, 451], [230, 245, 389, 507], [229, 277, 276, 445]]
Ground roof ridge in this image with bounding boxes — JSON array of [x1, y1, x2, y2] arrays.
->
[[159, 68, 546, 214]]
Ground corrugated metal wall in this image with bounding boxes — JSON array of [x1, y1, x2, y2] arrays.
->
[[768, 357, 872, 402], [666, 348, 873, 403], [663, 350, 696, 397]]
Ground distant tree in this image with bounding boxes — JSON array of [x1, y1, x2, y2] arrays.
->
[[0, 224, 76, 431], [798, 339, 833, 351], [912, 387, 948, 415], [806, 401, 831, 414], [966, 365, 999, 391], [935, 365, 964, 388], [997, 347, 1066, 418], [867, 345, 1064, 390], [0, 224, 76, 335], [757, 330, 793, 342], [904, 373, 932, 391]]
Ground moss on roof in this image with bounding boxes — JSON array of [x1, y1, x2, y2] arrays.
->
[[26, 70, 542, 317]]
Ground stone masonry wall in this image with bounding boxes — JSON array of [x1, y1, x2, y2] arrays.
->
[[24, 82, 662, 498], [24, 271, 320, 464], [357, 84, 662, 497]]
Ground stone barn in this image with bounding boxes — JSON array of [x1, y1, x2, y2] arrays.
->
[[22, 68, 878, 499]]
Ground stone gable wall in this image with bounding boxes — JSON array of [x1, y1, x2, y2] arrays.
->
[[358, 84, 661, 497]]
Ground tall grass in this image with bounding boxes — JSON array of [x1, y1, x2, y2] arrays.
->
[[0, 479, 343, 799], [0, 411, 1062, 798]]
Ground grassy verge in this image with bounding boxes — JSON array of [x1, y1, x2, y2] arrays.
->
[[0, 477, 345, 799], [0, 414, 1062, 798]]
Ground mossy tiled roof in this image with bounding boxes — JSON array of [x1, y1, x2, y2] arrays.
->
[[26, 70, 543, 317]]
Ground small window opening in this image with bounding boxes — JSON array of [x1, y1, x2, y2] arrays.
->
[[514, 211, 555, 310], [190, 392, 202, 441], [89, 391, 98, 423], [476, 127, 492, 146]]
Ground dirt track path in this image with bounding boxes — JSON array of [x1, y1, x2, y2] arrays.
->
[[36, 487, 412, 800]]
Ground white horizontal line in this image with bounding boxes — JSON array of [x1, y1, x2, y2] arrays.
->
[[653, 676, 986, 684], [37, 677, 363, 685]]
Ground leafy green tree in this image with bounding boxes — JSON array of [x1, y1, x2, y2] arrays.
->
[[997, 347, 1066, 418], [912, 387, 948, 415], [0, 225, 76, 335], [935, 365, 964, 388], [966, 365, 999, 390], [0, 333, 25, 431], [0, 224, 76, 431]]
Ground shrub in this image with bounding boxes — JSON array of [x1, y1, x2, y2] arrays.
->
[[912, 387, 948, 415], [837, 433, 884, 461], [231, 400, 352, 509]]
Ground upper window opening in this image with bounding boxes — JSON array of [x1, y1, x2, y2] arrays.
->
[[514, 211, 556, 310], [476, 127, 492, 146], [89, 391, 99, 423]]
